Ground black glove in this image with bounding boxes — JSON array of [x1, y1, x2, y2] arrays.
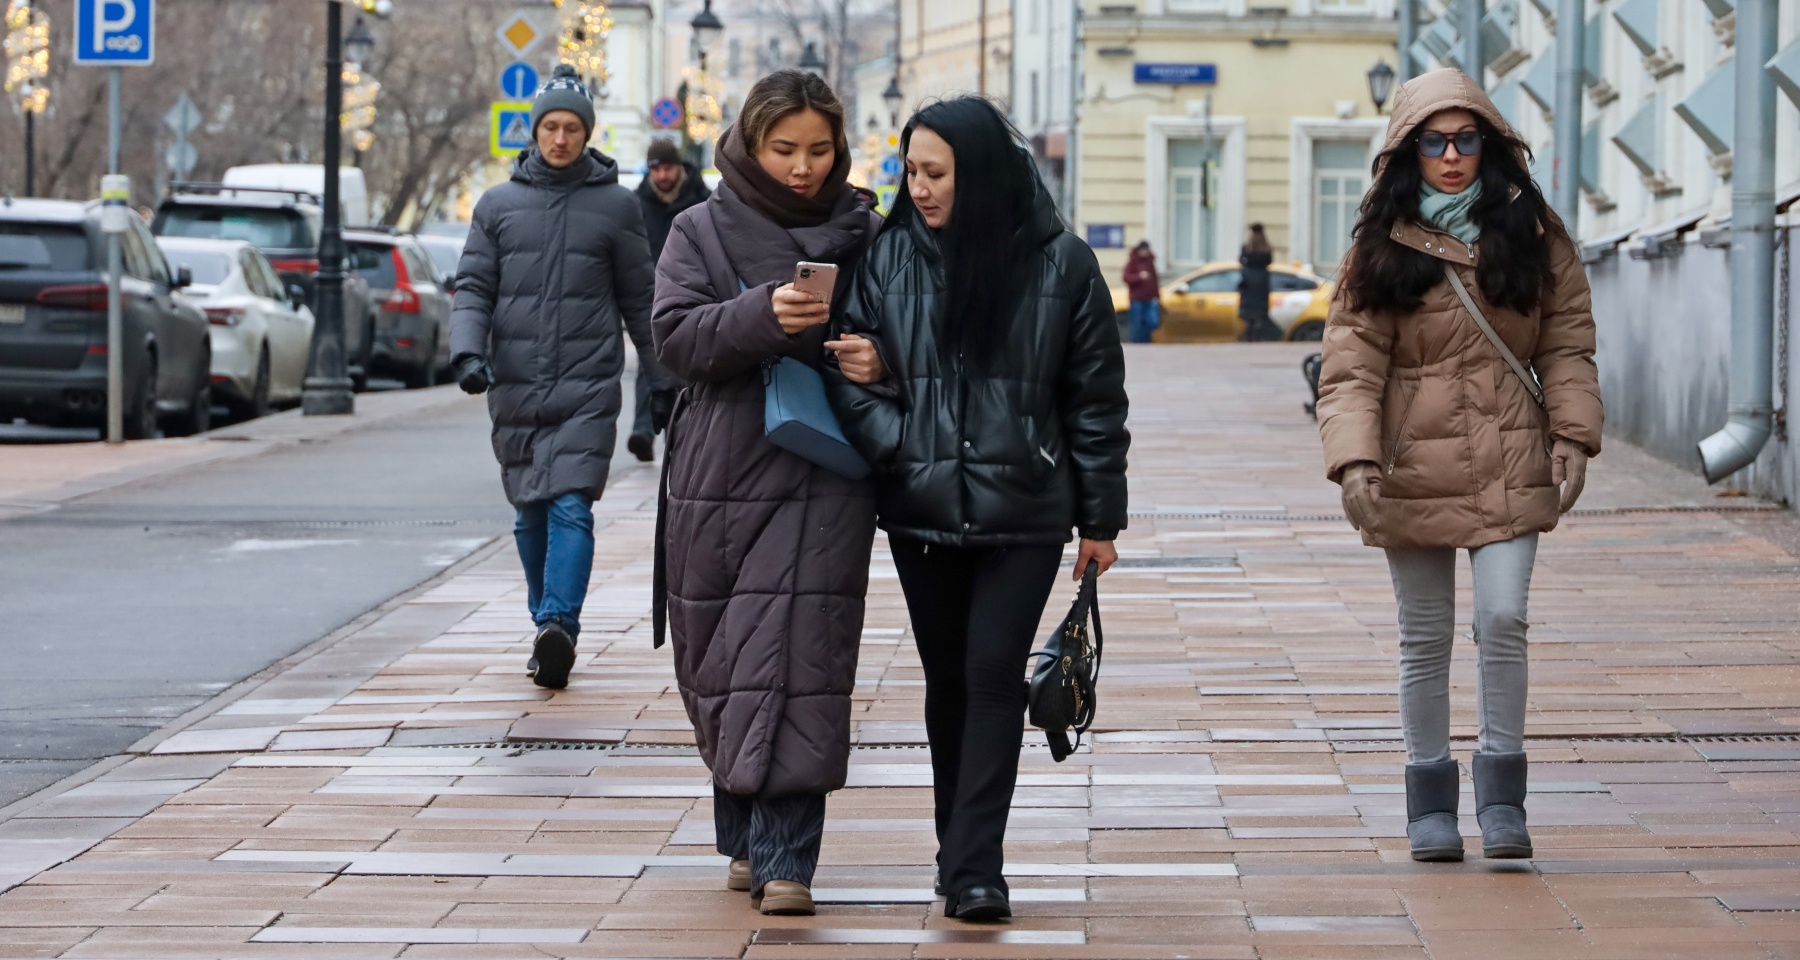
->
[[454, 355, 492, 395], [650, 388, 676, 433]]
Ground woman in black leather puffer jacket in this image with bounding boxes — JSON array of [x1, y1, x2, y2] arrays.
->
[[823, 97, 1129, 923]]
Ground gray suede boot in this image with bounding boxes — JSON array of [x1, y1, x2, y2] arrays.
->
[[1472, 751, 1533, 858], [1404, 759, 1464, 862]]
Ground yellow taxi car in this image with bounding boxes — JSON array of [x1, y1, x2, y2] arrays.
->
[[1112, 261, 1335, 342]]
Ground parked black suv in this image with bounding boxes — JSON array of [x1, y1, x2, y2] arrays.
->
[[0, 198, 213, 437], [151, 184, 376, 389]]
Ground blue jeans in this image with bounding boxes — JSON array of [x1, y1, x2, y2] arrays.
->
[[513, 492, 595, 637], [1128, 299, 1160, 343]]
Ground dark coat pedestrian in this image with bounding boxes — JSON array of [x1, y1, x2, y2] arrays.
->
[[636, 158, 712, 262], [653, 103, 879, 800], [824, 97, 1129, 922], [628, 144, 712, 458], [450, 145, 662, 505], [1238, 224, 1276, 341]]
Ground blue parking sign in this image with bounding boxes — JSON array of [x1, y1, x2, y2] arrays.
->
[[74, 0, 155, 65]]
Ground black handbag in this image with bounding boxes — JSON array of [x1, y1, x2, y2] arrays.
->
[[1027, 560, 1104, 762]]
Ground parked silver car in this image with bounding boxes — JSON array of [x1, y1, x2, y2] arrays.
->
[[157, 236, 314, 419]]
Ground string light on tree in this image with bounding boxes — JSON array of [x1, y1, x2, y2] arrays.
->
[[341, 62, 381, 153], [682, 65, 721, 144], [3, 0, 50, 115], [553, 0, 613, 90]]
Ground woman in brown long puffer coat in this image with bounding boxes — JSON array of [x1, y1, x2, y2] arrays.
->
[[651, 70, 882, 918], [1316, 69, 1602, 865]]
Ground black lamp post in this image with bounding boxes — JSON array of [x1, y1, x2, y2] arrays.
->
[[303, 1, 384, 416], [882, 74, 902, 128], [690, 0, 722, 71], [1367, 59, 1397, 115], [796, 41, 826, 77]]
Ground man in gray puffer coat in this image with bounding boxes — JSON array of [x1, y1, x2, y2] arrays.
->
[[450, 65, 667, 689]]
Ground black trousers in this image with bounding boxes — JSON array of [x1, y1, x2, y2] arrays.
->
[[713, 786, 826, 895], [889, 538, 1064, 897]]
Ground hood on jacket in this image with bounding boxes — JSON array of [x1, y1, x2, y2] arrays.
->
[[1378, 69, 1524, 176], [512, 146, 620, 188]]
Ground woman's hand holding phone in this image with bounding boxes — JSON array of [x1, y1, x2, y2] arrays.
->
[[771, 284, 829, 335]]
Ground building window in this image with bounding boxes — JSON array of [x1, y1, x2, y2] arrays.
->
[[1169, 138, 1221, 267], [1314, 0, 1373, 12], [1164, 0, 1229, 13], [1312, 140, 1366, 274]]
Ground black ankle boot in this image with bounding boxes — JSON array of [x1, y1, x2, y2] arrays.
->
[[1472, 751, 1532, 858], [1405, 759, 1465, 862]]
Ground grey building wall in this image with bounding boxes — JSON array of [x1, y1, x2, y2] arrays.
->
[[1588, 239, 1800, 505]]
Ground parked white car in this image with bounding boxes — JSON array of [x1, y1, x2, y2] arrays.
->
[[155, 237, 315, 418]]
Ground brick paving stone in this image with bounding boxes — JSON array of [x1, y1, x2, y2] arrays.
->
[[8, 345, 1800, 958]]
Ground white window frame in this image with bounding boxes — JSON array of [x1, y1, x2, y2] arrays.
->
[[1288, 118, 1386, 274], [1290, 0, 1395, 16], [1145, 114, 1247, 272]]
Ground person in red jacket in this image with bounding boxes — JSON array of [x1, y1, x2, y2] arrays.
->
[[1122, 241, 1160, 343]]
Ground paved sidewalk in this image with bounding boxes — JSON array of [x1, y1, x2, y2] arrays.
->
[[5, 344, 1800, 959]]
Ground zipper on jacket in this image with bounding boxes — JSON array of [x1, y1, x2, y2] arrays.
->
[[1384, 382, 1419, 476]]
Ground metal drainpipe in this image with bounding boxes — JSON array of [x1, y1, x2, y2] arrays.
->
[[1698, 0, 1780, 483]]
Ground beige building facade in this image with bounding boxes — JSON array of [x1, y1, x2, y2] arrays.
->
[[1072, 5, 1396, 279], [897, 0, 1014, 108]]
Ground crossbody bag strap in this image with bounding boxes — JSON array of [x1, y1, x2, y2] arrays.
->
[[1443, 264, 1546, 410]]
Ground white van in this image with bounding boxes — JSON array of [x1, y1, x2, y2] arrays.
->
[[222, 165, 370, 227]]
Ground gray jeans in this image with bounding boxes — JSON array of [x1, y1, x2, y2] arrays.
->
[[1385, 533, 1538, 764]]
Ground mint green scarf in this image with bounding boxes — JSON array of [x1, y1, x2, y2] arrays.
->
[[1419, 183, 1483, 245]]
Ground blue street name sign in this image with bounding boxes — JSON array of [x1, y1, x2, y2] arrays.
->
[[651, 97, 683, 130], [1133, 62, 1216, 85], [500, 62, 540, 100], [1086, 224, 1126, 249], [74, 0, 155, 65]]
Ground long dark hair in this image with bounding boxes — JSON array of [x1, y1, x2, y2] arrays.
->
[[883, 97, 1044, 370], [1340, 112, 1564, 316]]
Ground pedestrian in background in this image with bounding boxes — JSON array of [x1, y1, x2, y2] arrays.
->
[[1122, 240, 1160, 343], [652, 70, 881, 918], [1237, 223, 1276, 342], [627, 138, 711, 462], [449, 65, 669, 690], [826, 96, 1129, 922], [1316, 69, 1602, 864]]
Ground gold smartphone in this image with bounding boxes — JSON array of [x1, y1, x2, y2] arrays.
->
[[794, 261, 839, 305]]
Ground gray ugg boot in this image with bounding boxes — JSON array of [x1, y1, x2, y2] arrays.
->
[[1472, 751, 1532, 858], [1405, 759, 1465, 862]]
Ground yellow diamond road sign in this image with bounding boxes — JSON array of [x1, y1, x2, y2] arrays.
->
[[497, 13, 540, 56]]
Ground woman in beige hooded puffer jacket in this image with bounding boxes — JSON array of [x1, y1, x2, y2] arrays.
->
[[1316, 69, 1602, 864]]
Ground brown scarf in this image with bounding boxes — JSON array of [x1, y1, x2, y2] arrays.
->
[[714, 121, 852, 230]]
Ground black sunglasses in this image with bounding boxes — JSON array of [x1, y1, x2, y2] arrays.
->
[[1417, 130, 1483, 159]]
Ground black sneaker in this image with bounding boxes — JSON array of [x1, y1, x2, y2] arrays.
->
[[530, 622, 576, 689], [627, 433, 654, 462]]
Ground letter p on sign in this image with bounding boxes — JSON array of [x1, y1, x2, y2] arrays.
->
[[74, 0, 155, 65]]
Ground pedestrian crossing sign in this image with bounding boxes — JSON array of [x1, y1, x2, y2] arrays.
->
[[490, 101, 534, 157]]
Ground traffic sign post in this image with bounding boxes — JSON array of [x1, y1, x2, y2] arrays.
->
[[164, 92, 200, 179], [490, 101, 533, 157], [100, 174, 130, 444], [74, 0, 155, 178], [74, 0, 155, 64], [499, 61, 538, 100]]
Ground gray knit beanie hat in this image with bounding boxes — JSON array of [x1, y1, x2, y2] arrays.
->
[[531, 64, 595, 137]]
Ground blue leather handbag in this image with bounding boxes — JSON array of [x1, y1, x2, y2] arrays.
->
[[763, 355, 871, 480]]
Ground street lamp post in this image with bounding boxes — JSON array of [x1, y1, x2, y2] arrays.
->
[[1366, 60, 1396, 115], [882, 74, 902, 128], [4, 0, 50, 195], [690, 0, 721, 73], [304, 1, 385, 416], [796, 41, 826, 77]]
